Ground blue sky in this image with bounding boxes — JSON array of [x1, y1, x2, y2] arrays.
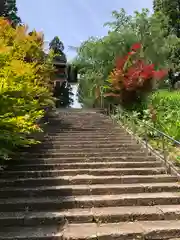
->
[[16, 0, 153, 59]]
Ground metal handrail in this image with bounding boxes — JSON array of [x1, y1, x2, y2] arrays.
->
[[120, 110, 180, 144], [104, 104, 180, 173], [138, 121, 180, 146]]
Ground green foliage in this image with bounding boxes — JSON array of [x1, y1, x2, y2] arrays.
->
[[73, 8, 179, 108], [0, 18, 54, 161], [150, 90, 180, 140], [118, 90, 180, 141], [115, 90, 180, 164], [153, 0, 180, 37], [49, 36, 65, 55], [0, 0, 21, 27], [153, 0, 180, 71]]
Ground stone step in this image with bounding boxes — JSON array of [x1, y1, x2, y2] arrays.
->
[[45, 135, 132, 140], [0, 225, 63, 240], [0, 175, 176, 187], [22, 151, 146, 158], [45, 137, 134, 142], [1, 205, 180, 227], [36, 147, 143, 153], [46, 133, 130, 137], [1, 192, 180, 211], [37, 143, 142, 150], [0, 212, 66, 227], [1, 220, 180, 239], [0, 182, 179, 198], [9, 161, 162, 171], [46, 127, 123, 131], [2, 167, 166, 178], [14, 156, 158, 164], [1, 109, 180, 239], [47, 124, 118, 128], [41, 139, 138, 145], [46, 126, 125, 130], [43, 139, 136, 144], [62, 221, 180, 239]]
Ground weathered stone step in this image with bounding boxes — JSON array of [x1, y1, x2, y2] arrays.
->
[[1, 220, 180, 240], [1, 205, 180, 227], [10, 161, 162, 171], [0, 225, 63, 240], [48, 132, 130, 138], [23, 151, 146, 158], [45, 137, 134, 142], [3, 167, 166, 178], [46, 136, 133, 141], [36, 147, 143, 153], [1, 219, 180, 240], [0, 175, 176, 187], [0, 182, 179, 198], [47, 130, 125, 134], [0, 211, 66, 227], [14, 156, 158, 164], [44, 137, 136, 143], [44, 139, 135, 144], [38, 143, 141, 150], [62, 221, 180, 239], [1, 192, 180, 211], [45, 134, 132, 139], [47, 127, 122, 131]]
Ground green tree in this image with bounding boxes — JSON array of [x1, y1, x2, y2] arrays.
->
[[0, 18, 54, 161], [153, 0, 180, 37], [153, 0, 180, 73], [0, 0, 21, 26], [73, 8, 179, 108], [49, 36, 67, 63], [49, 36, 65, 54]]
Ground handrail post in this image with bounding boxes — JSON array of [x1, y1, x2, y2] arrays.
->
[[162, 134, 168, 173], [112, 106, 115, 124], [145, 125, 149, 156], [131, 116, 135, 141]]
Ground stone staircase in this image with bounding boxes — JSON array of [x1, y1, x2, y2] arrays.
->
[[0, 109, 180, 239]]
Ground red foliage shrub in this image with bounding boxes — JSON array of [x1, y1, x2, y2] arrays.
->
[[104, 43, 167, 108]]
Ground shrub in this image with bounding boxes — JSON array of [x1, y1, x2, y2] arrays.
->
[[0, 18, 54, 161], [104, 43, 167, 110], [150, 90, 180, 140]]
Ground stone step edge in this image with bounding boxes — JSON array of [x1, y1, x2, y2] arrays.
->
[[1, 192, 180, 205], [4, 167, 166, 172], [1, 205, 180, 223], [1, 220, 180, 239], [10, 160, 162, 167], [2, 167, 166, 176], [0, 174, 176, 184], [15, 156, 157, 161], [0, 182, 179, 192], [63, 220, 180, 239]]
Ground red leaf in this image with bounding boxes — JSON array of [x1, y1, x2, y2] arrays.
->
[[115, 56, 128, 70], [131, 43, 142, 51]]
